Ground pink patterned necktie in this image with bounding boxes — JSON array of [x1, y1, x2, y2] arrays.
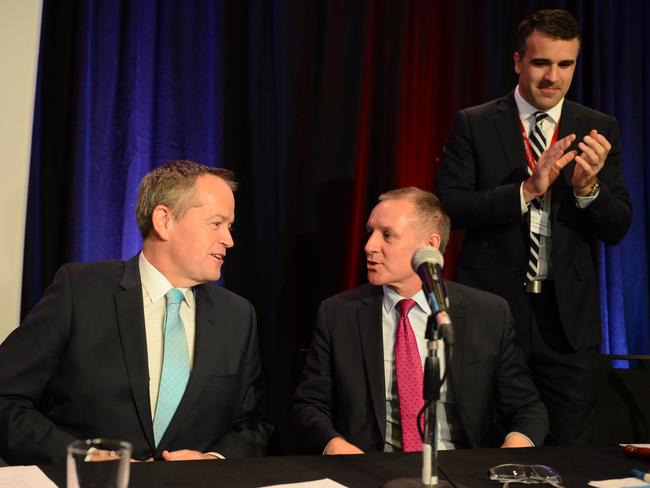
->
[[395, 298, 423, 452]]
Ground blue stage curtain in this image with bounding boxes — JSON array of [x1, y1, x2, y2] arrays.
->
[[572, 1, 650, 355], [23, 0, 230, 312]]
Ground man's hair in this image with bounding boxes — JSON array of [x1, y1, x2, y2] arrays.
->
[[516, 9, 580, 56], [136, 160, 237, 239], [378, 187, 451, 253]]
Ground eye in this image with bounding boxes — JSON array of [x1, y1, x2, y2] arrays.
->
[[531, 60, 549, 67], [558, 61, 574, 68], [383, 232, 394, 241]]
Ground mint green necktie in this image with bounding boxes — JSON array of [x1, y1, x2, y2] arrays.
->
[[153, 288, 190, 446]]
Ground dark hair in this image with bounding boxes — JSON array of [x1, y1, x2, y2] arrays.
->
[[517, 9, 580, 56], [136, 160, 237, 239], [378, 187, 451, 253]]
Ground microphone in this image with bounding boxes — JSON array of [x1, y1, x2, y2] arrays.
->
[[411, 246, 453, 343]]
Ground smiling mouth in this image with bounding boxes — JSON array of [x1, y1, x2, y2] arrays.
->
[[210, 253, 224, 263]]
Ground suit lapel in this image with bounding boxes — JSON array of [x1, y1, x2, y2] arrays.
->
[[446, 284, 478, 448], [155, 284, 218, 452], [558, 100, 581, 187], [552, 100, 581, 221], [494, 92, 528, 179], [356, 289, 386, 439], [558, 99, 581, 140], [115, 255, 156, 451]]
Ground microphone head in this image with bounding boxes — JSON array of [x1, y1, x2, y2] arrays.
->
[[411, 246, 444, 272]]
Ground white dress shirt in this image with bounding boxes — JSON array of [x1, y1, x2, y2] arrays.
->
[[515, 86, 598, 281], [382, 286, 456, 451], [515, 86, 564, 280], [139, 253, 196, 419]]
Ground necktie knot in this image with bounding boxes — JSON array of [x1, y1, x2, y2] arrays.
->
[[396, 298, 416, 317], [166, 288, 184, 307], [533, 111, 548, 128]]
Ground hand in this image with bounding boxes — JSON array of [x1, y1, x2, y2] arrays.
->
[[323, 436, 365, 455], [522, 134, 577, 202], [572, 129, 610, 195], [161, 449, 220, 461], [501, 433, 534, 448]]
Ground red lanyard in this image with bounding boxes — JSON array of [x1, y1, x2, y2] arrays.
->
[[518, 117, 560, 173]]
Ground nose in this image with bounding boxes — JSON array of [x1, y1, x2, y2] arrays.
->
[[544, 65, 559, 83], [364, 231, 379, 256], [222, 227, 234, 249]]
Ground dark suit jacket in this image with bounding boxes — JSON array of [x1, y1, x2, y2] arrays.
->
[[434, 92, 632, 350], [290, 282, 548, 454], [0, 256, 272, 465]]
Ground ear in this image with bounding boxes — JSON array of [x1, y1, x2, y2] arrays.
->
[[514, 51, 522, 74], [151, 205, 174, 241], [425, 233, 441, 250]]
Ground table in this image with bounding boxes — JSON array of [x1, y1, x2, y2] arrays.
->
[[40, 445, 650, 487]]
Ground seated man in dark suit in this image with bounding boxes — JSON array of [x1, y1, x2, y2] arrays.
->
[[291, 187, 547, 454], [0, 160, 272, 464]]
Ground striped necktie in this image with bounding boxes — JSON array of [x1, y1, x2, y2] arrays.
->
[[395, 298, 423, 452], [526, 111, 548, 287], [153, 288, 190, 446]]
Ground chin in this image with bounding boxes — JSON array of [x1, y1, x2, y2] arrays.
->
[[534, 95, 560, 110], [367, 273, 385, 287], [201, 271, 222, 283]]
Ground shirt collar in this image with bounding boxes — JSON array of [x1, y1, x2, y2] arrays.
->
[[139, 252, 193, 308], [382, 285, 431, 315], [514, 85, 564, 126]]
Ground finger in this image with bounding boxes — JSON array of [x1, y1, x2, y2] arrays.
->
[[582, 134, 606, 158], [578, 142, 600, 165], [542, 133, 576, 162], [573, 155, 595, 175], [590, 132, 612, 152], [558, 133, 577, 146], [553, 150, 577, 171]]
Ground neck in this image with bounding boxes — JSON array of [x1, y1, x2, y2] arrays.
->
[[142, 242, 195, 288], [390, 283, 421, 299]]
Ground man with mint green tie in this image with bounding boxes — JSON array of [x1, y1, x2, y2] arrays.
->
[[0, 160, 272, 464]]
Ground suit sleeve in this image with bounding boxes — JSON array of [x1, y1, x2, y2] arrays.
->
[[289, 301, 341, 454], [209, 302, 273, 457], [577, 116, 632, 245], [434, 109, 524, 229], [0, 266, 77, 465], [493, 301, 548, 445]]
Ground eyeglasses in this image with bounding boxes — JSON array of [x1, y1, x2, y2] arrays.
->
[[489, 464, 564, 487]]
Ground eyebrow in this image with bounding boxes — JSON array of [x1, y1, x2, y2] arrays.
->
[[206, 213, 234, 222], [530, 57, 575, 64]]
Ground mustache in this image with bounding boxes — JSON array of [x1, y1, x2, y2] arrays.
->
[[538, 80, 557, 88]]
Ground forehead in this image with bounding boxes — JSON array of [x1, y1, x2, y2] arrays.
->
[[189, 175, 235, 215], [523, 30, 580, 61], [368, 198, 417, 229]]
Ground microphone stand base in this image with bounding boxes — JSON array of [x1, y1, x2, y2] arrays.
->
[[383, 477, 454, 487]]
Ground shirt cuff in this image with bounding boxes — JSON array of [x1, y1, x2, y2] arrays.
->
[[519, 183, 529, 215], [205, 451, 225, 459], [574, 190, 599, 208], [506, 431, 535, 447]]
